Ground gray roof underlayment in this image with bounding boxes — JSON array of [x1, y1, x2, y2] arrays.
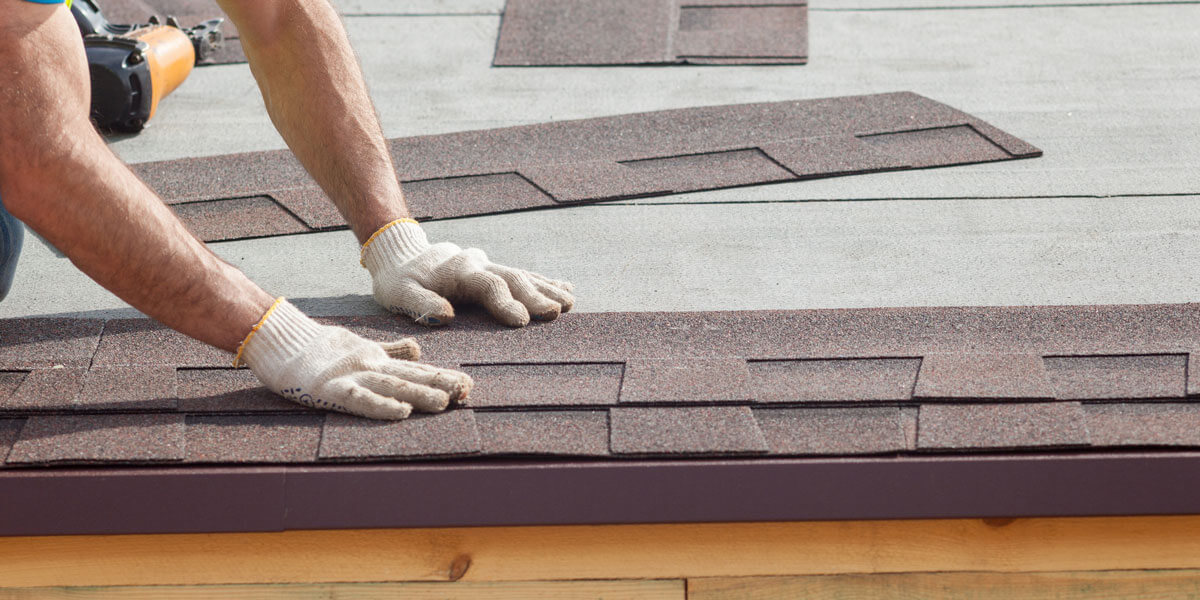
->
[[1, 0, 1199, 535]]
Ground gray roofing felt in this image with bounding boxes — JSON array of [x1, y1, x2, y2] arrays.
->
[[2, 302, 1200, 468], [493, 0, 808, 66], [129, 92, 1040, 243]]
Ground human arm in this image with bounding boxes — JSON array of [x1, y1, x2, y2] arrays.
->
[[216, 0, 575, 326], [0, 4, 470, 419]]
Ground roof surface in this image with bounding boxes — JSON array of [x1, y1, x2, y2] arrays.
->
[[3, 0, 1198, 534]]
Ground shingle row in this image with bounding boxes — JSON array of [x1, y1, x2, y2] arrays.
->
[[5, 401, 1200, 467], [126, 92, 1040, 243]]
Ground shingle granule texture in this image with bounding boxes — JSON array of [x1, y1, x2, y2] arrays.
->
[[610, 406, 768, 455], [92, 319, 229, 367], [0, 319, 103, 369], [917, 402, 1089, 450], [755, 407, 906, 455], [130, 92, 1041, 243], [1, 368, 85, 411], [1084, 403, 1200, 447], [459, 362, 623, 407], [914, 353, 1056, 400], [6, 414, 185, 464], [1044, 354, 1187, 399], [618, 358, 752, 404], [185, 414, 323, 463], [0, 418, 24, 462], [748, 358, 921, 403], [318, 410, 481, 460], [476, 410, 610, 456], [76, 366, 177, 410], [176, 368, 307, 413], [494, 0, 808, 66]]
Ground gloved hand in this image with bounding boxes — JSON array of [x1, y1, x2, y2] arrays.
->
[[236, 298, 472, 420], [361, 219, 575, 327]]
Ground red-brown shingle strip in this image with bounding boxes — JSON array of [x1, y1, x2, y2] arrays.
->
[[92, 319, 229, 368], [172, 197, 312, 243], [1, 368, 84, 411], [6, 414, 185, 465], [619, 358, 752, 404], [318, 410, 481, 460], [914, 354, 1055, 400], [494, 0, 675, 66], [459, 362, 623, 408], [610, 406, 768, 456], [0, 419, 23, 463], [1045, 354, 1187, 400], [748, 358, 921, 403], [177, 368, 309, 413], [476, 410, 610, 456], [1085, 403, 1200, 447], [0, 372, 26, 404], [129, 92, 1039, 243], [185, 414, 323, 463], [917, 402, 1089, 451], [495, 0, 807, 66], [0, 319, 104, 370], [77, 366, 177, 411], [755, 407, 906, 456]]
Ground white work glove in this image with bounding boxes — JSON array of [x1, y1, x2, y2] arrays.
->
[[361, 219, 575, 327], [236, 298, 473, 420]]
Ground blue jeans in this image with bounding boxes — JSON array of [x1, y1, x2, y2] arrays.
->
[[0, 194, 23, 302]]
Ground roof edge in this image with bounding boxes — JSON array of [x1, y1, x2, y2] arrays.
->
[[2, 453, 1199, 536]]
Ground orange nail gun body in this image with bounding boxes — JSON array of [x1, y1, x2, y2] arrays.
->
[[72, 0, 223, 132]]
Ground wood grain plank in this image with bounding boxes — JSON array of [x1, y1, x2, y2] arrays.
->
[[689, 570, 1200, 599], [0, 580, 683, 600], [8, 517, 1200, 587]]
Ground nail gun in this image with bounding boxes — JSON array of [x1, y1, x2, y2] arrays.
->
[[71, 0, 224, 132]]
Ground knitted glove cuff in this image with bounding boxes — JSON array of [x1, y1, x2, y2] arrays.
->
[[235, 298, 324, 370], [361, 219, 430, 275]]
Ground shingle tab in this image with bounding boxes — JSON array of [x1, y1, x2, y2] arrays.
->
[[619, 358, 751, 404], [476, 410, 610, 456], [610, 406, 768, 455], [6, 414, 185, 465], [493, 0, 674, 66], [914, 354, 1055, 400], [185, 415, 323, 463], [0, 372, 27, 405], [459, 363, 623, 408], [77, 366, 177, 410], [92, 319, 229, 367], [917, 402, 1089, 450], [177, 368, 307, 413], [755, 407, 905, 455], [748, 358, 920, 403], [0, 319, 104, 369], [1085, 403, 1200, 447], [173, 197, 310, 242], [1, 368, 86, 411], [1045, 354, 1187, 400], [0, 418, 23, 463], [318, 410, 481, 460]]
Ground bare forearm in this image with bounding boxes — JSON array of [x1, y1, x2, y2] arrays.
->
[[0, 6, 273, 352], [218, 0, 408, 243]]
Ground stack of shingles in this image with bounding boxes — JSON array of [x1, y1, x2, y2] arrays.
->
[[2, 304, 1200, 468]]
